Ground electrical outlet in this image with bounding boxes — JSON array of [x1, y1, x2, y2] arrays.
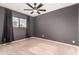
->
[[72, 40, 75, 44]]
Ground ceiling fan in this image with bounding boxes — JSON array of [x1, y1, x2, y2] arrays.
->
[[24, 3, 46, 14]]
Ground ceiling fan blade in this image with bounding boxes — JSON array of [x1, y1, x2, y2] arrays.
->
[[30, 11, 34, 14], [27, 3, 34, 9], [38, 9, 46, 11], [24, 9, 33, 11], [37, 11, 40, 14], [37, 3, 43, 9]]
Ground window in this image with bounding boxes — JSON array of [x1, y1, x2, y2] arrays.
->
[[20, 18, 27, 28], [12, 17, 27, 28], [12, 17, 19, 27]]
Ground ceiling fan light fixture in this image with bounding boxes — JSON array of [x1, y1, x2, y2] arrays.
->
[[24, 3, 46, 14], [33, 10, 37, 12]]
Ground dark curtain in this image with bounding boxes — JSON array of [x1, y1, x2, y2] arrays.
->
[[1, 8, 14, 43], [26, 16, 31, 38]]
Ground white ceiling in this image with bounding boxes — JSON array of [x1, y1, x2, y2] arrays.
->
[[0, 3, 76, 17]]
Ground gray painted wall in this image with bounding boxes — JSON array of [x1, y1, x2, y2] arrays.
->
[[0, 7, 5, 42], [30, 17, 36, 36], [34, 4, 78, 46]]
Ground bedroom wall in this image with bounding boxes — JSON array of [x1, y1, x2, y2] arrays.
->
[[29, 17, 35, 37], [0, 7, 5, 42], [34, 4, 78, 46]]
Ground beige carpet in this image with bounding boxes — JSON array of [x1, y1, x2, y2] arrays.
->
[[0, 37, 79, 55], [29, 43, 58, 54]]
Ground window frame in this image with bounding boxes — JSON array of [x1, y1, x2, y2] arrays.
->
[[12, 16, 27, 28]]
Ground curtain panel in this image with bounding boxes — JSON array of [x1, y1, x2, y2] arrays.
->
[[1, 8, 14, 43]]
